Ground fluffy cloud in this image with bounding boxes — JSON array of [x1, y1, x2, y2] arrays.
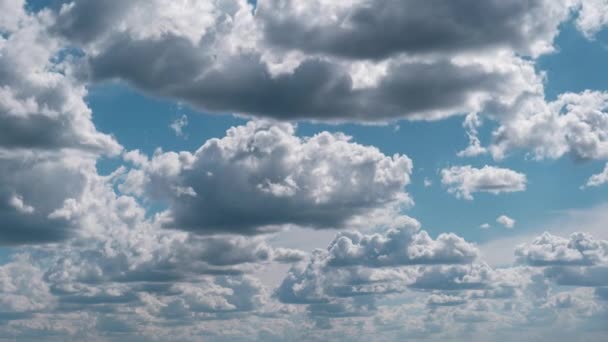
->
[[0, 256, 53, 320], [575, 0, 608, 39], [516, 232, 608, 266], [121, 120, 413, 234], [326, 227, 478, 267], [440, 165, 527, 200], [276, 222, 479, 305], [496, 215, 516, 229], [583, 163, 608, 188], [490, 91, 608, 161], [0, 1, 120, 153]]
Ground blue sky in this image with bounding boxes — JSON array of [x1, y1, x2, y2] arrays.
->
[[2, 1, 608, 341]]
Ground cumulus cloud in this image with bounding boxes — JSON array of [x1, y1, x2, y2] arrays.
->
[[440, 165, 527, 200], [169, 114, 188, 137], [490, 91, 608, 161], [121, 120, 413, 234], [516, 232, 608, 291], [0, 151, 96, 245], [325, 227, 478, 267], [516, 232, 608, 267], [496, 215, 516, 229], [258, 0, 573, 59], [35, 0, 556, 123], [276, 222, 479, 305], [0, 1, 120, 154], [575, 0, 608, 39]]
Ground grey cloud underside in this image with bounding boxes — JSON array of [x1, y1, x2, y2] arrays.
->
[[260, 0, 558, 59], [88, 35, 510, 121]]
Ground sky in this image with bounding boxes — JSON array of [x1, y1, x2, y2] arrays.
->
[[1, 0, 608, 341]]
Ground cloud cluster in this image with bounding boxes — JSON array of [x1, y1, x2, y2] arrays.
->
[[441, 165, 527, 200]]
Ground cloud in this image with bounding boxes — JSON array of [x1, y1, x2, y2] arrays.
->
[[325, 226, 478, 267], [544, 266, 608, 287], [0, 151, 96, 245], [516, 232, 608, 267], [258, 0, 570, 59], [440, 165, 527, 200], [121, 120, 413, 234], [40, 0, 550, 123], [0, 256, 53, 320], [169, 114, 188, 137], [583, 163, 608, 188], [490, 91, 608, 161], [0, 2, 120, 154], [497, 215, 516, 229], [575, 0, 608, 39], [276, 222, 479, 306]]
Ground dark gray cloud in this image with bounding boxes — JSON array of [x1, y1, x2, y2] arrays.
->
[[0, 152, 90, 245], [258, 0, 568, 60], [276, 224, 480, 305], [87, 35, 514, 122]]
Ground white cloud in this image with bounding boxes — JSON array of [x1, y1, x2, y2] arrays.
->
[[441, 165, 527, 200], [490, 91, 608, 161], [480, 223, 491, 229], [497, 215, 516, 229], [576, 0, 608, 39], [583, 163, 608, 188], [516, 232, 608, 266]]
